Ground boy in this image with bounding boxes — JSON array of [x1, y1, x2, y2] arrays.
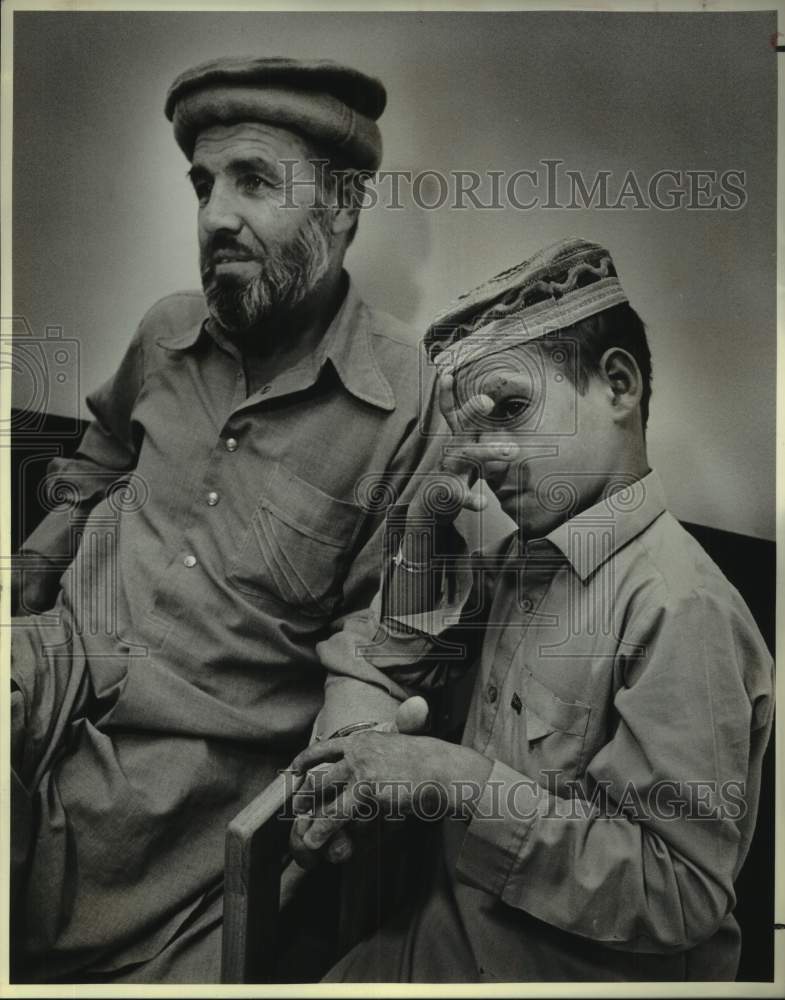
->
[[291, 237, 774, 982]]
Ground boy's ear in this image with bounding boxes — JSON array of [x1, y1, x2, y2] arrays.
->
[[599, 348, 642, 417]]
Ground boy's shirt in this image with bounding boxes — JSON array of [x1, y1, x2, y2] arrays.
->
[[361, 471, 774, 981]]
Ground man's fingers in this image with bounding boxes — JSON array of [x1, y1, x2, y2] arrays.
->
[[289, 813, 322, 870], [290, 760, 330, 808], [302, 789, 356, 851], [290, 813, 323, 870], [292, 759, 352, 813], [290, 815, 355, 868], [325, 827, 354, 864], [291, 738, 347, 775]]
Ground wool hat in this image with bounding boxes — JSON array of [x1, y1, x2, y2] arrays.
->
[[425, 237, 629, 376], [165, 55, 386, 169]]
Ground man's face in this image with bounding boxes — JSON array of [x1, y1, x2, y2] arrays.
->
[[454, 339, 621, 537], [190, 121, 335, 335]]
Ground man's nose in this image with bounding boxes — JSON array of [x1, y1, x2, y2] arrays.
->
[[199, 180, 243, 234]]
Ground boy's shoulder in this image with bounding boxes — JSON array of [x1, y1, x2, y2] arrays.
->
[[475, 510, 763, 636], [616, 511, 769, 665], [633, 511, 745, 605]]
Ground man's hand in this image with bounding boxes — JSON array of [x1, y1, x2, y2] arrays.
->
[[288, 731, 492, 866], [408, 373, 518, 526], [289, 696, 430, 868]]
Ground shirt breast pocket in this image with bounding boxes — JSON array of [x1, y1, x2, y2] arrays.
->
[[226, 461, 362, 617], [516, 666, 592, 785]]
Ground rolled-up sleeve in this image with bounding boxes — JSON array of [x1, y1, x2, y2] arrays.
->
[[454, 586, 774, 953], [313, 515, 477, 736]]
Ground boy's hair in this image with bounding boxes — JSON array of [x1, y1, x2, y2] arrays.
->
[[550, 302, 653, 431]]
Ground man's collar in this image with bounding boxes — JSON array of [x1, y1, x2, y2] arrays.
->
[[155, 318, 205, 351], [321, 277, 396, 411], [155, 275, 396, 412], [531, 470, 668, 581]]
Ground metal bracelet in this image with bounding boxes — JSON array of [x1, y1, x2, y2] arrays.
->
[[392, 547, 430, 574], [329, 721, 380, 739]]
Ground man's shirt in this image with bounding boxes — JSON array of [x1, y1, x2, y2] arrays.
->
[[13, 277, 441, 976], [364, 472, 774, 981]]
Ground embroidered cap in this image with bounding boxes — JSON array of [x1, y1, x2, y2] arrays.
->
[[424, 237, 629, 376]]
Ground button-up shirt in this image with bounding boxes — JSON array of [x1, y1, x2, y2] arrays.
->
[[362, 472, 773, 981], [14, 276, 442, 977]]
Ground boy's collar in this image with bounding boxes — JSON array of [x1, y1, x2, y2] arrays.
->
[[526, 470, 668, 581]]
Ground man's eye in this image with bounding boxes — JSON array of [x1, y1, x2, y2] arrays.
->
[[492, 397, 530, 422], [240, 173, 270, 195], [192, 181, 212, 205]]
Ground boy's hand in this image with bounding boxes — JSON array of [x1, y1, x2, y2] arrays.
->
[[411, 373, 518, 525]]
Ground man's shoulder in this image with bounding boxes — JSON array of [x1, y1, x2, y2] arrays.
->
[[360, 300, 422, 357], [359, 302, 436, 405], [136, 290, 208, 341]]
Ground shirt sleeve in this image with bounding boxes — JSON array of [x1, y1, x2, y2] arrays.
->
[[18, 323, 145, 573], [453, 585, 775, 953], [313, 375, 477, 739]]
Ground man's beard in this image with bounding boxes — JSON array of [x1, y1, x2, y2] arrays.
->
[[200, 211, 333, 336]]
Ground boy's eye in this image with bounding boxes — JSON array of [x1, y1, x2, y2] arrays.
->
[[491, 397, 530, 423]]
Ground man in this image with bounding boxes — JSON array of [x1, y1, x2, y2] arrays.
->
[[11, 56, 439, 982], [291, 237, 775, 982]]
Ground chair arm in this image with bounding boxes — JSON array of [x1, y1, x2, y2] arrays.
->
[[221, 771, 305, 983]]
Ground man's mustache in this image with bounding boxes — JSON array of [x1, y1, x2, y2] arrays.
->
[[201, 236, 264, 277]]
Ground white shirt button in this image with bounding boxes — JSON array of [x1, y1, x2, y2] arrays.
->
[[225, 437, 238, 452], [207, 491, 219, 506], [183, 555, 197, 568]]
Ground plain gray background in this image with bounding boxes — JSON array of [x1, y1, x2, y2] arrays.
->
[[12, 9, 777, 540]]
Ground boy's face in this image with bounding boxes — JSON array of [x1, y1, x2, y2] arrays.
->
[[453, 338, 621, 537]]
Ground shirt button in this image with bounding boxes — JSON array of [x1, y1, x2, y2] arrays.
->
[[225, 437, 238, 452], [183, 554, 197, 568], [521, 598, 533, 612], [207, 491, 219, 506], [487, 684, 498, 704]]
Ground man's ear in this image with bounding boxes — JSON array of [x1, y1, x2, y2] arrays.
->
[[599, 348, 642, 419], [327, 169, 364, 239], [330, 202, 359, 239]]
